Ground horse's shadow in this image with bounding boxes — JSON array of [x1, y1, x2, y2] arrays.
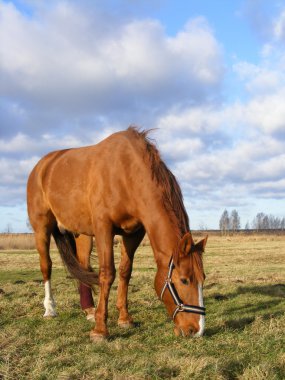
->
[[232, 283, 285, 298], [205, 283, 285, 337]]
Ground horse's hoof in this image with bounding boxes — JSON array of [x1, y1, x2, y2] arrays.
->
[[90, 330, 108, 343], [84, 307, 96, 322], [118, 320, 134, 329], [86, 314, 95, 322], [43, 312, 57, 318]]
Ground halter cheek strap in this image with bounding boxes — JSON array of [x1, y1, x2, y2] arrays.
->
[[160, 258, 206, 320]]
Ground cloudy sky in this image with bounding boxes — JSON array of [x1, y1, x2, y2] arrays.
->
[[1, 0, 285, 232]]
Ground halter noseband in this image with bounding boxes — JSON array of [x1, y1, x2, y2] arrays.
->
[[160, 257, 206, 320]]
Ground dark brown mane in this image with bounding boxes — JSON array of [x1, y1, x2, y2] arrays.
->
[[127, 126, 190, 237]]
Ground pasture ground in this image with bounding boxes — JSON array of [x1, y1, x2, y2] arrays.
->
[[0, 234, 284, 379]]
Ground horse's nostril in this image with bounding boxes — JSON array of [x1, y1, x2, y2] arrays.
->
[[188, 326, 200, 337]]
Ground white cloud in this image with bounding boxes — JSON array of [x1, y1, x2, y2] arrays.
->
[[157, 105, 222, 134], [153, 92, 285, 199], [166, 18, 224, 85], [159, 137, 204, 161], [244, 90, 285, 134], [0, 133, 84, 155], [233, 61, 284, 94], [0, 2, 224, 115], [252, 179, 285, 199], [0, 156, 39, 185]]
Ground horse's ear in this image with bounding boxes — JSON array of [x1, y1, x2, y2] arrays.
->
[[178, 232, 194, 259], [195, 235, 208, 252]]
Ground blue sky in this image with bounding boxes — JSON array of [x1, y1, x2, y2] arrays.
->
[[1, 0, 285, 232]]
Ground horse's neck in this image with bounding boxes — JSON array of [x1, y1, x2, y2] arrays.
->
[[143, 208, 180, 268]]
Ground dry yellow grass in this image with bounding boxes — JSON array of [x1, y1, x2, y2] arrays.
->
[[0, 233, 150, 251], [0, 233, 36, 250]]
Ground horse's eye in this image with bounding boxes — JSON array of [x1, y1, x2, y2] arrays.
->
[[180, 278, 189, 285]]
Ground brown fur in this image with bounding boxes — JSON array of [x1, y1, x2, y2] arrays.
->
[[27, 127, 207, 339]]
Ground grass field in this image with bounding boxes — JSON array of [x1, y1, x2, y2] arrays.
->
[[0, 234, 285, 379]]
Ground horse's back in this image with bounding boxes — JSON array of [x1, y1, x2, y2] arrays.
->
[[28, 129, 134, 191], [27, 128, 147, 235]]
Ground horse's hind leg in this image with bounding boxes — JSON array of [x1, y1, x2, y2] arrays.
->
[[117, 228, 145, 328], [34, 222, 57, 317], [75, 235, 95, 321]]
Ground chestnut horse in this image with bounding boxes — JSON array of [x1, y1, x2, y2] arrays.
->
[[27, 127, 207, 340]]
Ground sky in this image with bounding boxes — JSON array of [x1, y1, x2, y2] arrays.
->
[[1, 0, 285, 232]]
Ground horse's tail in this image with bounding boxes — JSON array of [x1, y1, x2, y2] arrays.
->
[[52, 226, 98, 287]]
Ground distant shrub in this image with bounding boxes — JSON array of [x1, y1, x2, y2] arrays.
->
[[0, 233, 36, 250]]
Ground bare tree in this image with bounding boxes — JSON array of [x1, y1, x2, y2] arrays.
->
[[252, 213, 266, 230], [269, 215, 281, 229], [219, 209, 230, 235], [230, 209, 241, 232], [261, 215, 269, 229]]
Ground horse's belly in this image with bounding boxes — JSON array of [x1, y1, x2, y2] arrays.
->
[[56, 214, 93, 236], [114, 217, 142, 234], [47, 190, 93, 235]]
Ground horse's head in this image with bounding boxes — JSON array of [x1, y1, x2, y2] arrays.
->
[[155, 233, 207, 337]]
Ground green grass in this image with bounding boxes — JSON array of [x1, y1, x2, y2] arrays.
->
[[0, 235, 285, 379]]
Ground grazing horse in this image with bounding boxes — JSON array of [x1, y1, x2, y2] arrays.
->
[[27, 127, 207, 340]]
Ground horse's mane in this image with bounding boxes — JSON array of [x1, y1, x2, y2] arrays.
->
[[127, 126, 204, 285], [127, 126, 190, 237]]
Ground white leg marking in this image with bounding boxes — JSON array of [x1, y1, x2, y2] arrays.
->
[[194, 284, 205, 337], [43, 280, 57, 317]]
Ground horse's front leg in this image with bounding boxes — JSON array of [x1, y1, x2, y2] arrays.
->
[[117, 229, 145, 327], [90, 221, 116, 342]]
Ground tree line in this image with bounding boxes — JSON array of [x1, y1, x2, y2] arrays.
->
[[219, 209, 285, 233], [249, 212, 285, 230]]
